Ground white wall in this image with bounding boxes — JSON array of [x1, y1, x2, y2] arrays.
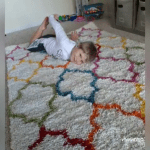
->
[[5, 0, 76, 34], [5, 0, 109, 34]]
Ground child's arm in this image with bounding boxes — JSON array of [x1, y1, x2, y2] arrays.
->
[[70, 31, 80, 46], [49, 14, 69, 41], [70, 31, 79, 41]]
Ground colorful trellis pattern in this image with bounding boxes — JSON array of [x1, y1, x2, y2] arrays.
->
[[6, 22, 145, 150]]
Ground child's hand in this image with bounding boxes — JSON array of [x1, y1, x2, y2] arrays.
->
[[71, 31, 79, 41], [54, 14, 59, 21]]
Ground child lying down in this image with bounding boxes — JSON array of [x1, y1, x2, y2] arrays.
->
[[27, 14, 97, 65]]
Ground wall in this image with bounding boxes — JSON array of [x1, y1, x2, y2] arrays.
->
[[5, 0, 76, 34]]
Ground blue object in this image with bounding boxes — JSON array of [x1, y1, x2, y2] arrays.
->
[[82, 3, 104, 20], [70, 15, 77, 21]]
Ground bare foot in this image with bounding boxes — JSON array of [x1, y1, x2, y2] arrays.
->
[[40, 17, 49, 31]]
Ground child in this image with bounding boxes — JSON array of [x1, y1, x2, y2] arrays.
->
[[27, 14, 97, 65]]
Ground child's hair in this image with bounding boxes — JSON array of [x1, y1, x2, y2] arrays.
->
[[79, 41, 97, 62]]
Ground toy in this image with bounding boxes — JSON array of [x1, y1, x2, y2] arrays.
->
[[87, 16, 95, 21], [58, 14, 77, 22], [59, 15, 70, 21], [74, 16, 85, 22], [70, 14, 77, 21], [82, 3, 104, 21]]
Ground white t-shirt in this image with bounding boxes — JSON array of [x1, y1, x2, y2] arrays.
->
[[40, 15, 76, 60]]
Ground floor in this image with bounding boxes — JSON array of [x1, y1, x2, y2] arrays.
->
[[5, 16, 145, 150]]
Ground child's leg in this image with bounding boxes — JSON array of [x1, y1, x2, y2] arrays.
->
[[27, 34, 56, 53], [29, 17, 49, 45], [41, 34, 56, 38]]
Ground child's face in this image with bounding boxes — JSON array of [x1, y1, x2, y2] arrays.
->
[[70, 48, 87, 65]]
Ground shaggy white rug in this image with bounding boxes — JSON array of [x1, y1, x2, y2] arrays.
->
[[6, 22, 145, 150]]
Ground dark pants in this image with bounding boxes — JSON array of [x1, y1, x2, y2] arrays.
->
[[27, 34, 56, 53]]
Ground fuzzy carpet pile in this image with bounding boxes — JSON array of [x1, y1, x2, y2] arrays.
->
[[6, 22, 145, 150]]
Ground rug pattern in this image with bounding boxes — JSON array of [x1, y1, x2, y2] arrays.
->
[[6, 22, 145, 150]]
